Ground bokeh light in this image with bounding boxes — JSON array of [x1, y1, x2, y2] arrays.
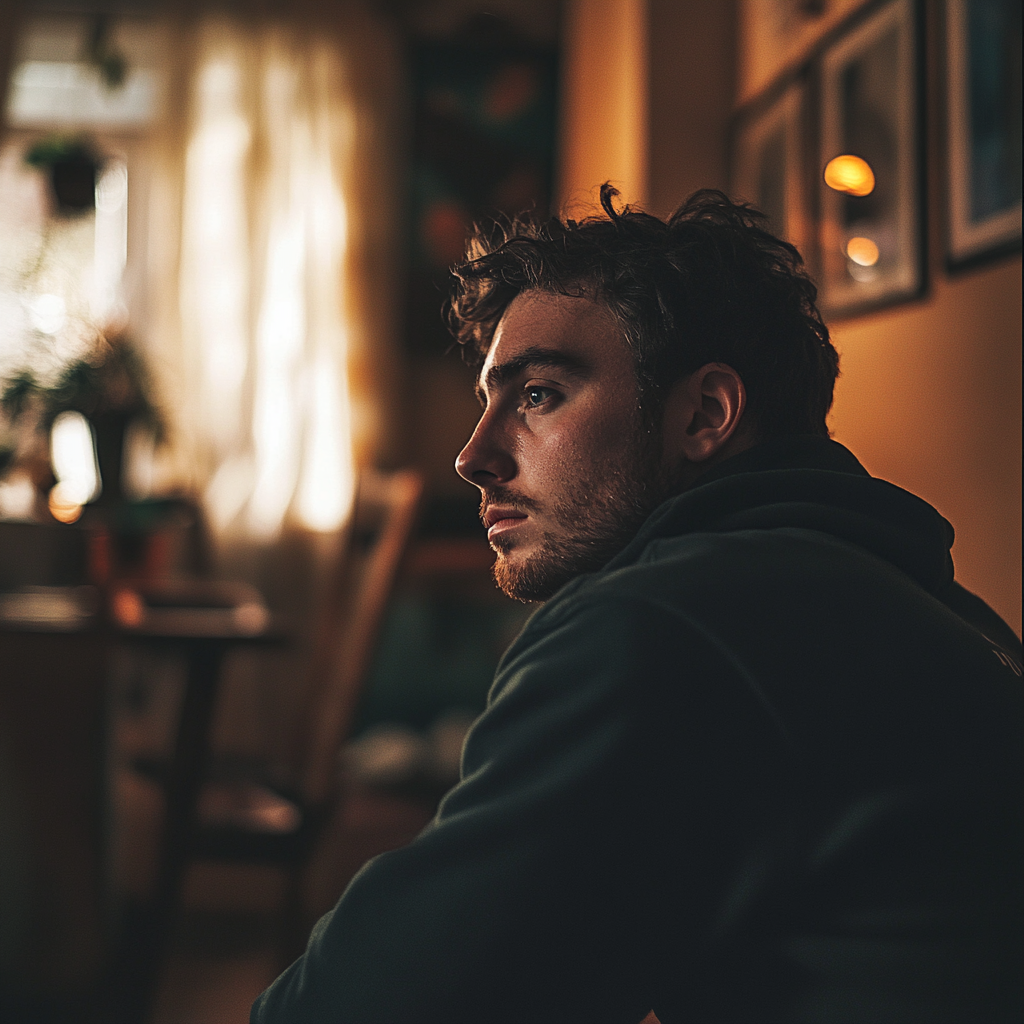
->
[[824, 154, 875, 196], [846, 236, 880, 266], [29, 293, 67, 335], [50, 410, 101, 509], [111, 587, 145, 627], [48, 483, 83, 524]]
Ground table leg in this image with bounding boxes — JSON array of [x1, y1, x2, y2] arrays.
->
[[156, 640, 225, 911], [104, 640, 225, 1023]]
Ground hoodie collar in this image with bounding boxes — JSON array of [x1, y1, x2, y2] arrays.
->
[[603, 436, 955, 595]]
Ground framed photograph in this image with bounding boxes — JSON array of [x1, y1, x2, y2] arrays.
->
[[731, 76, 812, 258], [817, 0, 924, 316], [945, 0, 1022, 268]]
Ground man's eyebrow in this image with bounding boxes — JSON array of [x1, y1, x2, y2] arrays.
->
[[475, 347, 589, 404]]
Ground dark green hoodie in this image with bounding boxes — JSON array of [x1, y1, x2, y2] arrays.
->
[[253, 437, 1022, 1023]]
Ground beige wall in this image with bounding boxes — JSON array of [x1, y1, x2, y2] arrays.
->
[[646, 0, 735, 217], [558, 0, 735, 214], [736, 0, 1022, 635], [558, 0, 650, 211], [736, 0, 863, 104], [829, 258, 1022, 633], [560, 0, 1021, 633]]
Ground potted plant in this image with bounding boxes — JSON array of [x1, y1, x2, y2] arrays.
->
[[25, 137, 104, 217], [1, 332, 164, 509]]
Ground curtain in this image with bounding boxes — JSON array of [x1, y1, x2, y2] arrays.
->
[[140, 7, 404, 541]]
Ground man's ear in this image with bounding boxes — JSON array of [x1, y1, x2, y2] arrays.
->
[[661, 363, 747, 465]]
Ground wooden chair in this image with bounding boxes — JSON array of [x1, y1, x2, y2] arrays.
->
[[188, 470, 424, 877], [103, 469, 422, 1022], [123, 470, 423, 944]]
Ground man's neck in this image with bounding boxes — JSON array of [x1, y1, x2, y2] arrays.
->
[[666, 425, 759, 494]]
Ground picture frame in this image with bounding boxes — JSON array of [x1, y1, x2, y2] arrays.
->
[[731, 74, 813, 259], [816, 0, 924, 316], [944, 0, 1022, 269]]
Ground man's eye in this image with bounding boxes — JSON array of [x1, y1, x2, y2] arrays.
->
[[524, 386, 556, 407]]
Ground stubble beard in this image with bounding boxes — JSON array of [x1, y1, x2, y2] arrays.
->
[[484, 430, 668, 603]]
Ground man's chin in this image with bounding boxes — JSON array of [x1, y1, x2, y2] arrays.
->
[[487, 465, 663, 601], [492, 550, 565, 604]]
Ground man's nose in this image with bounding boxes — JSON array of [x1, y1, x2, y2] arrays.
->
[[455, 414, 516, 487]]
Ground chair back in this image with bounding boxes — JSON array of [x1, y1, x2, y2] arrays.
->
[[299, 469, 424, 808]]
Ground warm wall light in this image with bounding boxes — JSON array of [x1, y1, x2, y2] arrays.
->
[[824, 154, 875, 196], [846, 236, 880, 266]]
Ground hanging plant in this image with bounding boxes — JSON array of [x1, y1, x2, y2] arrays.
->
[[87, 14, 129, 91]]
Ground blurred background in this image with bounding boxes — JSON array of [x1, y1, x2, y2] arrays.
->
[[0, 1, 1019, 1021]]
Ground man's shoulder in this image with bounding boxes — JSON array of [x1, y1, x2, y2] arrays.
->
[[501, 526, 864, 675], [562, 523, 883, 615], [511, 522, 1016, 696]]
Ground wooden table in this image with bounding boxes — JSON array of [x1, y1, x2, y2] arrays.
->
[[1, 583, 287, 1023], [105, 584, 289, 1023]]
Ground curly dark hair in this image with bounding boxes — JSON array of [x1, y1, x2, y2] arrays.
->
[[447, 185, 839, 437]]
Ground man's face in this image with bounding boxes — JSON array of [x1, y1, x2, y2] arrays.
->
[[455, 290, 664, 602]]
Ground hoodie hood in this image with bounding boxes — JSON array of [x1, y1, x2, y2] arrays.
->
[[606, 436, 956, 596]]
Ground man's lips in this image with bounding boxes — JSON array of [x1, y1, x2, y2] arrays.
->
[[483, 506, 529, 538]]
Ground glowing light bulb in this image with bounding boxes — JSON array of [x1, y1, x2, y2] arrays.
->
[[846, 236, 880, 266], [824, 155, 875, 196]]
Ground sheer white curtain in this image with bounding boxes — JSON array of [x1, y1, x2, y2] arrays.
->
[[142, 10, 403, 541]]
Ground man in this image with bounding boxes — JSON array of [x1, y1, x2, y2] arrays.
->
[[254, 189, 1022, 1023]]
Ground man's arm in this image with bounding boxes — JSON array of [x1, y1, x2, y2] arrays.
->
[[251, 595, 785, 1024]]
